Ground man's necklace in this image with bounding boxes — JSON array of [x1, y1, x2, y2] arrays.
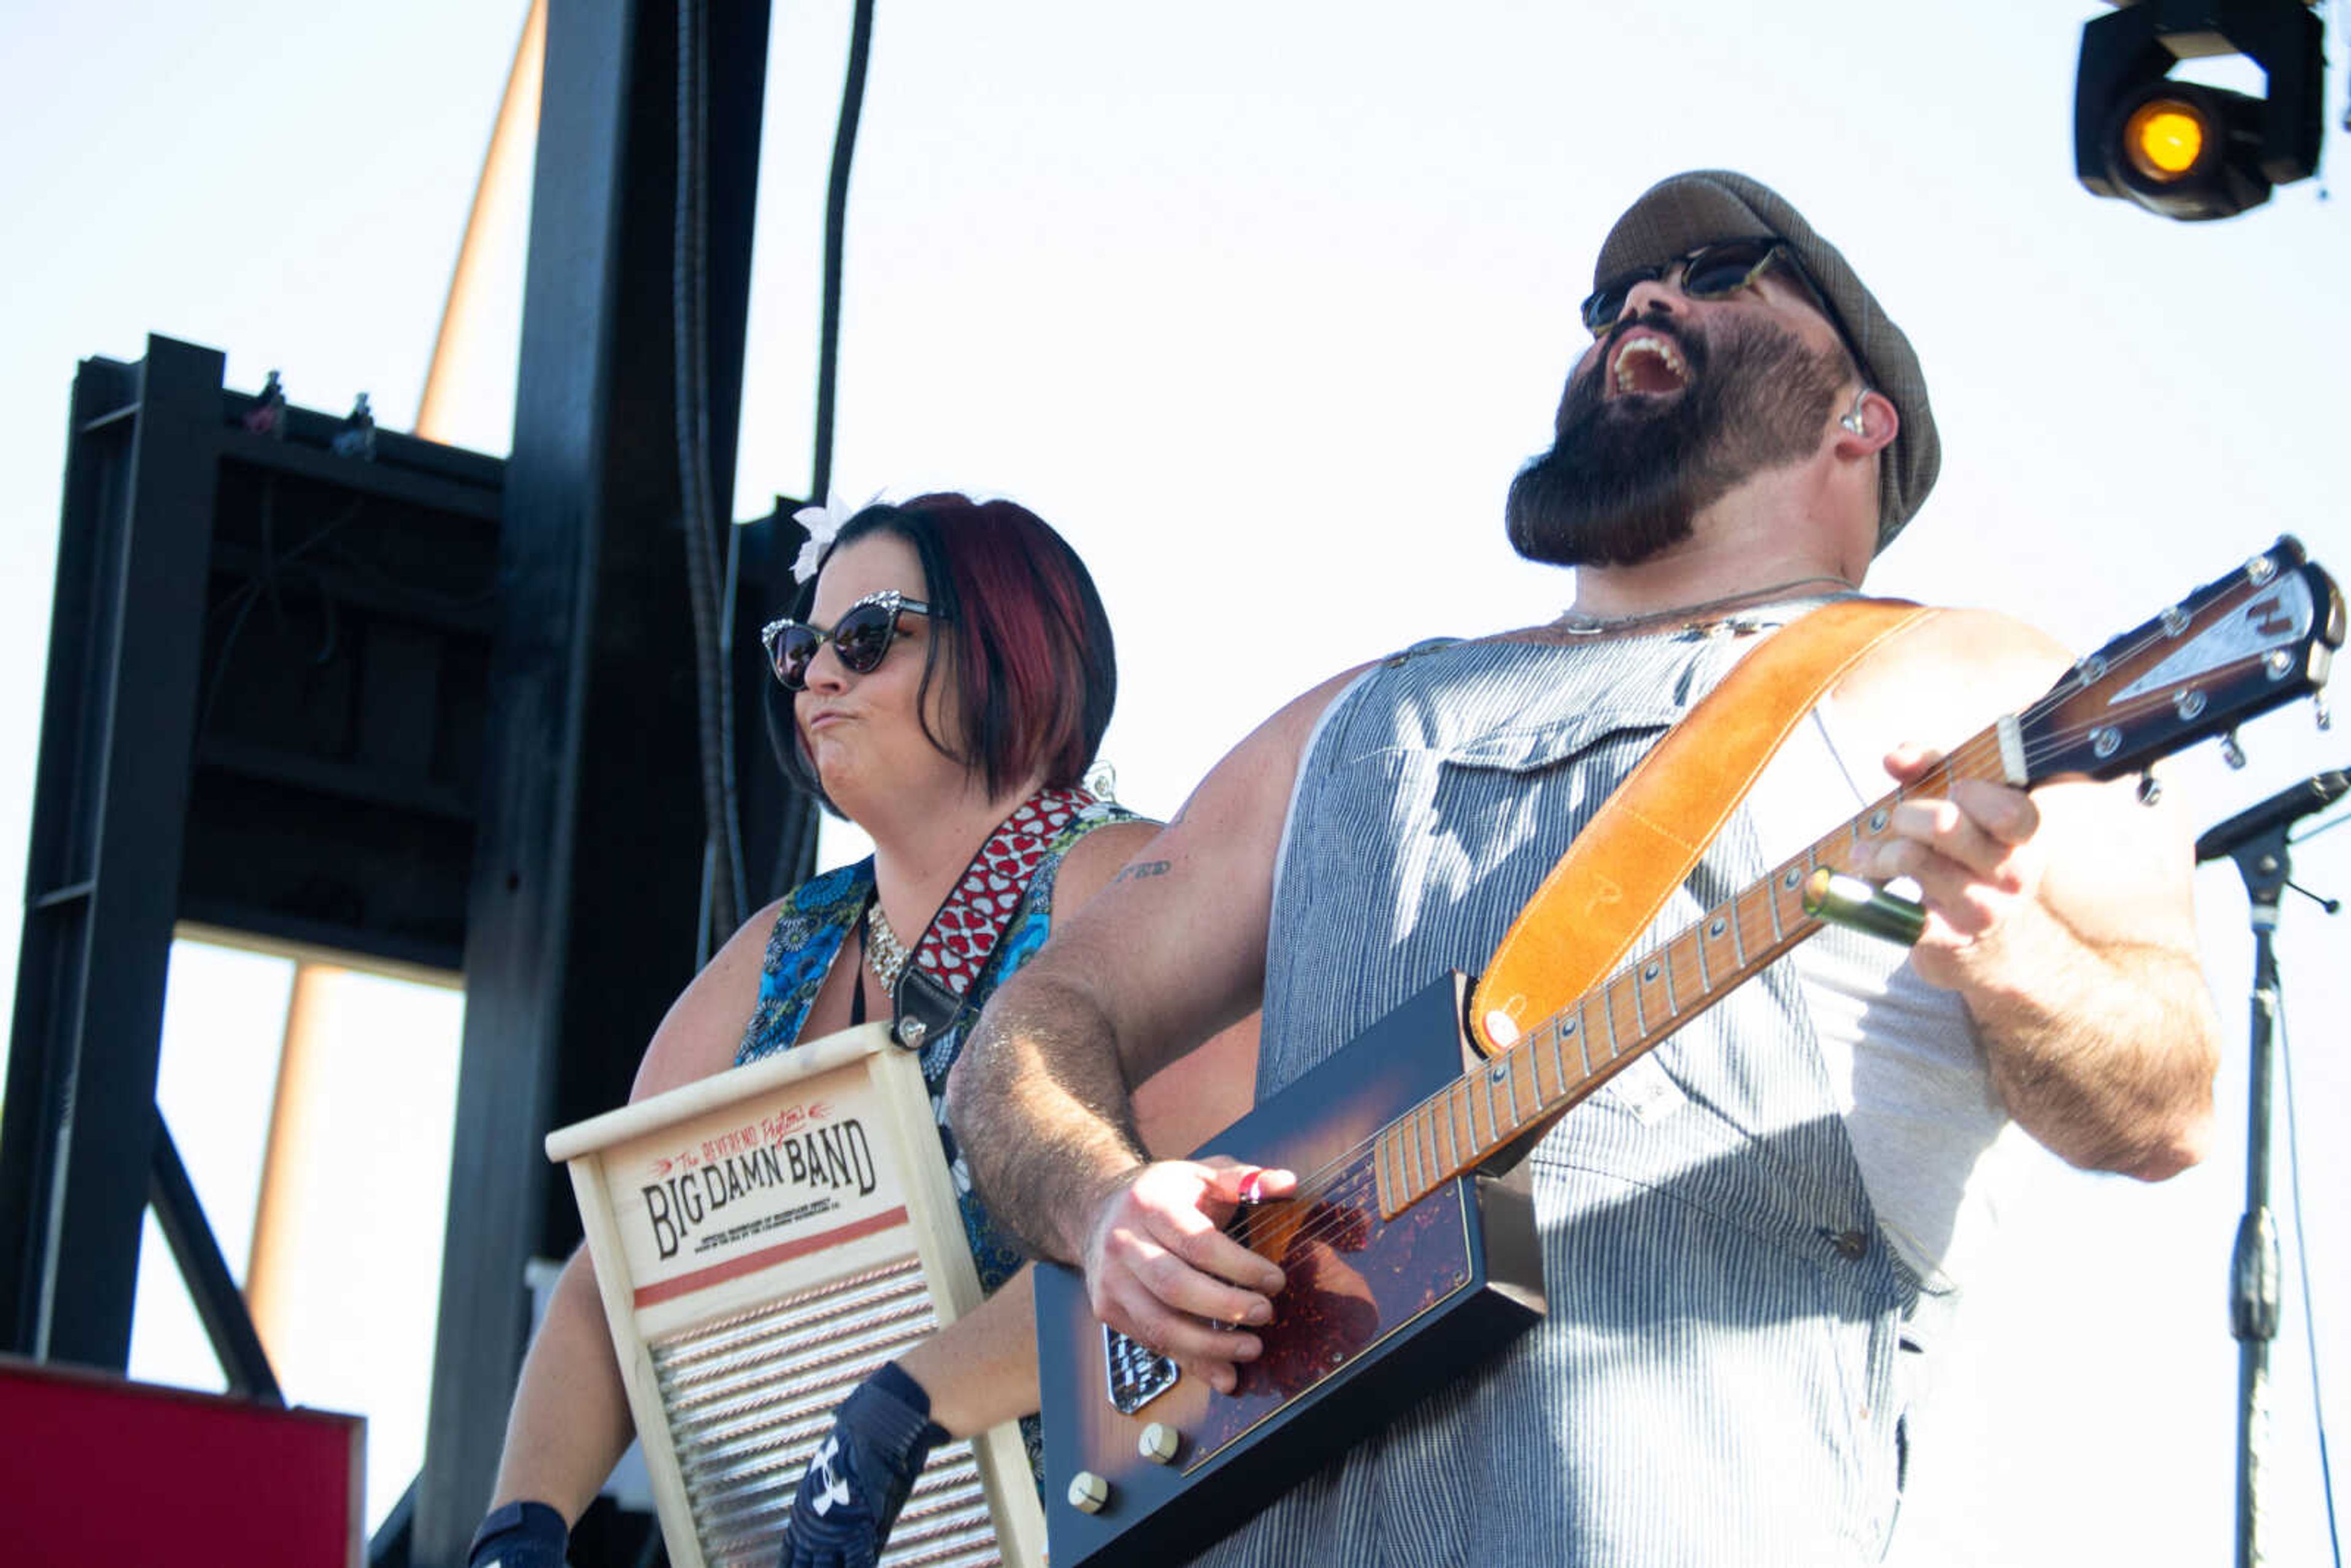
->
[[1553, 573, 1859, 639]]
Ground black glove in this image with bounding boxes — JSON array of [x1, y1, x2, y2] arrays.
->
[[779, 1360, 948, 1567], [468, 1500, 568, 1568]]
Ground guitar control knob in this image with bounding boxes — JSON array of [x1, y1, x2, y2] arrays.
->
[[1068, 1471, 1110, 1515], [1139, 1423, 1180, 1465]]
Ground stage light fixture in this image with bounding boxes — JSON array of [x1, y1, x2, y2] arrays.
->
[[2074, 0, 2325, 220], [2122, 96, 2209, 179]]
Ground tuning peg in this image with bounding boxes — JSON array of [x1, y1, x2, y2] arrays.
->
[[2221, 731, 2248, 770], [2317, 696, 2333, 733], [2137, 773, 2164, 806]]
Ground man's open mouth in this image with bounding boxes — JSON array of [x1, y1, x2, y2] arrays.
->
[[1609, 331, 1691, 397]]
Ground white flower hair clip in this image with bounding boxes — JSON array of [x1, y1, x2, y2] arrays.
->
[[789, 492, 848, 584], [789, 489, 883, 584]]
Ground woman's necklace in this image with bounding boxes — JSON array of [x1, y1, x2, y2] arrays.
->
[[864, 896, 913, 993], [1554, 573, 1858, 639]]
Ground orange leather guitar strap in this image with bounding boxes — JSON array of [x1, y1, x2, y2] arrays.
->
[[1466, 598, 1935, 1057]]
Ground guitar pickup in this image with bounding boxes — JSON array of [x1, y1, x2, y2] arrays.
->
[[1101, 1326, 1180, 1414]]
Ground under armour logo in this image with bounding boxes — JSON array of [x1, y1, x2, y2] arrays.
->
[[808, 1433, 853, 1516]]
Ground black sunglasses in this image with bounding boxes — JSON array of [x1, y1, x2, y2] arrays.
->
[[760, 589, 942, 691], [1579, 238, 1839, 339]]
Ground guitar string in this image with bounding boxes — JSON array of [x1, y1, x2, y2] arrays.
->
[[1262, 725, 2028, 1220], [1262, 673, 2251, 1245], [1264, 715, 2061, 1238], [1258, 712, 2274, 1272], [1244, 723, 2113, 1261], [1236, 557, 2314, 1229], [1243, 744, 1989, 1248], [1233, 619, 2303, 1255]]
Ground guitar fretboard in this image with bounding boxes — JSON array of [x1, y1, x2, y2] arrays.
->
[[1362, 540, 2332, 1219], [1370, 742, 2007, 1219]]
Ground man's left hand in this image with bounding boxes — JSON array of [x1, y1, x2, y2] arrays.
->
[[779, 1362, 946, 1568], [1856, 741, 2049, 993]]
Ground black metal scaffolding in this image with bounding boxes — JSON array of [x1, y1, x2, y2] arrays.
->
[[1, 335, 505, 1389], [411, 1, 782, 1561], [4, 6, 799, 1565]]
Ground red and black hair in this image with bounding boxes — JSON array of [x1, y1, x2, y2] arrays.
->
[[778, 492, 1117, 812]]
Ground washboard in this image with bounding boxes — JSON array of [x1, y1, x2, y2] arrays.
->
[[546, 1022, 1046, 1568]]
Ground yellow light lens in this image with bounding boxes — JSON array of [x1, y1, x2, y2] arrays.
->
[[2124, 100, 2208, 182]]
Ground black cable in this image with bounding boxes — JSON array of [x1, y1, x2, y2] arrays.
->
[[2298, 807, 2351, 846], [197, 490, 367, 743], [811, 0, 877, 504], [691, 1, 749, 937], [2277, 958, 2344, 1564], [675, 0, 748, 947]]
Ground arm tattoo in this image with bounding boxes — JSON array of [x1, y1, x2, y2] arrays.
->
[[1112, 860, 1171, 885]]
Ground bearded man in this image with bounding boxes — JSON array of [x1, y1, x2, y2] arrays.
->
[[947, 170, 2221, 1565]]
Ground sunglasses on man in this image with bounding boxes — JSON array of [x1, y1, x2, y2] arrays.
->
[[759, 590, 943, 691], [1578, 238, 1845, 343]]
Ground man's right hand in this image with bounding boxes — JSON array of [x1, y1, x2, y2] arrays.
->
[[1081, 1157, 1297, 1394]]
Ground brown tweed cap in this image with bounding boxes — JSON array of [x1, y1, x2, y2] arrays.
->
[[1595, 170, 1939, 547]]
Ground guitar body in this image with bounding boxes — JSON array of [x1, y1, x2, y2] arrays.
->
[[1035, 975, 1545, 1568]]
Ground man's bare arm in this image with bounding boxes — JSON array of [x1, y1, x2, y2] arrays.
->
[[1869, 754, 2219, 1177], [947, 961, 1162, 1265], [1840, 610, 2221, 1178], [898, 1018, 1258, 1438], [947, 669, 1363, 1383]]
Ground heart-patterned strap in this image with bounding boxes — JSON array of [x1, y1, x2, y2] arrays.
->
[[889, 784, 1100, 1048]]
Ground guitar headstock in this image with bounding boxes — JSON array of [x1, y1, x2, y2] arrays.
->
[[2021, 536, 2344, 785]]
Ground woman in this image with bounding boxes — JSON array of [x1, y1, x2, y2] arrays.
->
[[468, 494, 1253, 1568]]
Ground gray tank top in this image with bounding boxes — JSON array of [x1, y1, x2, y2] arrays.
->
[[1201, 621, 1928, 1566]]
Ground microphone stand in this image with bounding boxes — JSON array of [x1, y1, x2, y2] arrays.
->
[[2219, 822, 2289, 1568], [2199, 769, 2347, 1568]]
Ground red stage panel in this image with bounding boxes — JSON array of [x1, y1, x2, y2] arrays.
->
[[0, 1355, 363, 1567]]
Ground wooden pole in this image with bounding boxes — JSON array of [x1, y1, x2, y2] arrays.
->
[[415, 0, 547, 442], [243, 962, 342, 1352]]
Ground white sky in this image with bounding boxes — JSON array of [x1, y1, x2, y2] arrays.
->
[[2, 1, 2347, 1560]]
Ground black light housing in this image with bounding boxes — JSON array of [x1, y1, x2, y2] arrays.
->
[[2075, 0, 2325, 220]]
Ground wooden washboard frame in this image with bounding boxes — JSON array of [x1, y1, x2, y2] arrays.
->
[[546, 1022, 1046, 1568]]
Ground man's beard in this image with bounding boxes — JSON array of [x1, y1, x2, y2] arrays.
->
[[1505, 312, 1849, 568]]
